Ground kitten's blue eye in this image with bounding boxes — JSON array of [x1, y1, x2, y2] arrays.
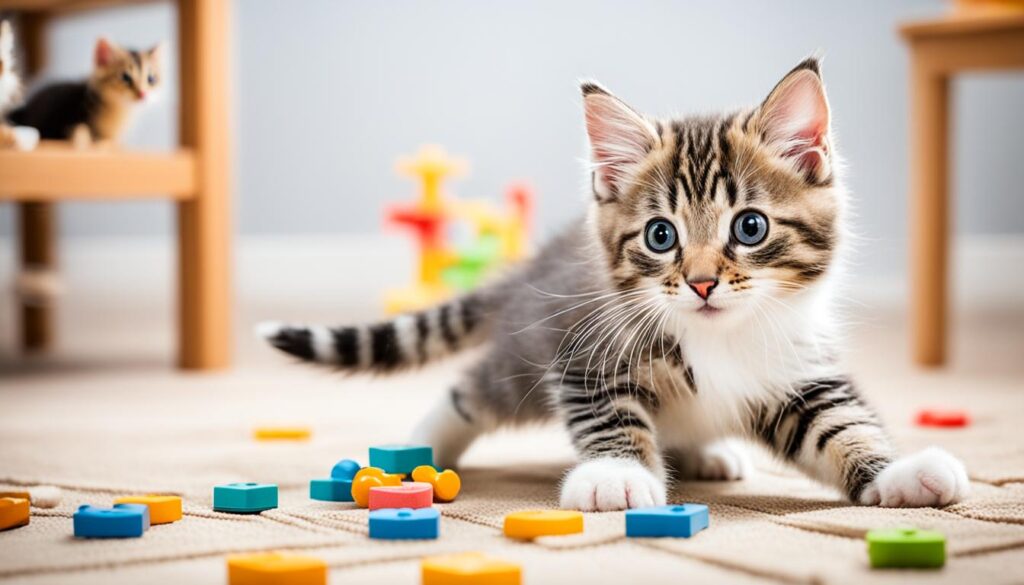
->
[[147, 74, 157, 85], [644, 219, 677, 253], [732, 210, 769, 246], [121, 72, 132, 85]]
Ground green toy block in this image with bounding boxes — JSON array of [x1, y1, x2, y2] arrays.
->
[[368, 445, 433, 475], [866, 528, 945, 569], [213, 483, 278, 514]]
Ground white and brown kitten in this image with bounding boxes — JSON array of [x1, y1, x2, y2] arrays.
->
[[7, 37, 162, 144], [261, 59, 969, 512], [0, 20, 22, 147]]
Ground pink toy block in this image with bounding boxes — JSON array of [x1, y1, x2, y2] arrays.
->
[[368, 482, 433, 511]]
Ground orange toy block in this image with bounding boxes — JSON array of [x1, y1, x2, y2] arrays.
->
[[503, 510, 583, 539], [114, 495, 183, 525], [411, 465, 462, 502], [227, 552, 327, 585], [253, 427, 312, 441], [368, 482, 433, 510], [351, 467, 403, 508], [0, 497, 30, 531], [421, 552, 521, 585]]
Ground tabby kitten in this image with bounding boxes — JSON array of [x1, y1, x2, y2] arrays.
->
[[0, 20, 22, 147], [261, 59, 969, 511], [7, 37, 162, 143]]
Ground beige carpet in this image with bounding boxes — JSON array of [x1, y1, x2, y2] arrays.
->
[[1, 258, 1023, 584]]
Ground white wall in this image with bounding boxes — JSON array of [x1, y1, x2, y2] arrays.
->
[[1, 0, 1023, 282]]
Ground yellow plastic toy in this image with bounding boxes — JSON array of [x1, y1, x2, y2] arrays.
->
[[227, 552, 327, 585], [350, 467, 403, 508], [384, 145, 533, 314], [253, 427, 312, 441], [114, 495, 182, 525], [503, 510, 583, 539], [0, 497, 29, 531], [421, 552, 521, 585], [411, 465, 461, 502]]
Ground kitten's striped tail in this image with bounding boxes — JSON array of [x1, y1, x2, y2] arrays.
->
[[257, 291, 493, 373]]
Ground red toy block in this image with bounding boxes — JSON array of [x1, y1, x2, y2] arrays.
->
[[916, 409, 970, 428], [368, 482, 433, 511]]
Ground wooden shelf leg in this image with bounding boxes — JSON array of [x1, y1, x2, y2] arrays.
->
[[18, 201, 56, 351], [176, 0, 232, 370], [909, 58, 949, 367]]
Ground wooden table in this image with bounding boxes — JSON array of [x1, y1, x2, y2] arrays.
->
[[900, 11, 1024, 367], [0, 0, 231, 369]]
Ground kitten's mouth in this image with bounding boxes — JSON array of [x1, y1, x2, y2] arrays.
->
[[697, 304, 722, 316]]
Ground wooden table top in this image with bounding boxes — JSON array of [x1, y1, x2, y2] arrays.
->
[[900, 9, 1024, 39]]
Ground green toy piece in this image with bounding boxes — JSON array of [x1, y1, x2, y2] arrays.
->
[[442, 234, 502, 290], [866, 528, 946, 569]]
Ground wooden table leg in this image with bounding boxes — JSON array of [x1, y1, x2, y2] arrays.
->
[[176, 0, 231, 369], [18, 201, 56, 351], [909, 57, 949, 367]]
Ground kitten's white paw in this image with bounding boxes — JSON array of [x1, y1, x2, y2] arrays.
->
[[696, 440, 751, 481], [860, 447, 970, 507], [560, 458, 666, 512]]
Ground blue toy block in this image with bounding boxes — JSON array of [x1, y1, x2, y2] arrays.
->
[[368, 445, 433, 475], [368, 507, 440, 540], [213, 483, 278, 513], [332, 459, 361, 480], [310, 459, 360, 502], [73, 504, 150, 538], [625, 504, 709, 538]]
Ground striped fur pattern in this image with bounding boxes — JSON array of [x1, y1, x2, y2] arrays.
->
[[6, 37, 162, 141], [263, 58, 968, 511]]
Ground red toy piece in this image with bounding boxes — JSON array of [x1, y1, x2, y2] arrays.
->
[[368, 482, 433, 511], [915, 409, 970, 428]]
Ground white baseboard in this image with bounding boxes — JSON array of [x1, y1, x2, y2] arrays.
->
[[1, 234, 1021, 311]]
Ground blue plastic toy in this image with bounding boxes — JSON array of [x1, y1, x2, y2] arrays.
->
[[73, 504, 150, 538], [213, 483, 278, 513], [310, 459, 361, 502], [625, 504, 710, 538], [368, 445, 433, 475], [368, 507, 440, 540]]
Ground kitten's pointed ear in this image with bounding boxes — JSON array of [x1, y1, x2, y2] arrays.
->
[[755, 58, 832, 183], [582, 81, 659, 201], [94, 37, 117, 68], [148, 41, 165, 62]]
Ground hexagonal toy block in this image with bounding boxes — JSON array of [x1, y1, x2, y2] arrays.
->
[[625, 504, 709, 538], [412, 465, 461, 502], [867, 528, 945, 568], [73, 504, 150, 538], [0, 497, 30, 531], [368, 507, 440, 540], [368, 482, 433, 510], [503, 510, 583, 539], [422, 552, 521, 585], [310, 459, 361, 502], [227, 552, 327, 585], [113, 495, 182, 525], [213, 483, 278, 514], [351, 467, 403, 508], [368, 444, 433, 475]]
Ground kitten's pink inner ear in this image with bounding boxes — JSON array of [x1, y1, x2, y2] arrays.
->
[[583, 91, 657, 197], [95, 38, 114, 67], [759, 69, 830, 174]]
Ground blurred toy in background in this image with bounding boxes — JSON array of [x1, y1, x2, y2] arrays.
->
[[6, 37, 163, 147], [384, 145, 533, 314], [0, 20, 38, 151]]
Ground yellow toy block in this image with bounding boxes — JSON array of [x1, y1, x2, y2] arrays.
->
[[503, 510, 583, 539], [396, 145, 467, 212], [351, 467, 403, 508], [383, 284, 452, 315], [0, 497, 30, 531], [421, 552, 521, 585], [114, 495, 182, 525], [411, 465, 461, 502], [227, 552, 327, 585], [253, 427, 312, 441]]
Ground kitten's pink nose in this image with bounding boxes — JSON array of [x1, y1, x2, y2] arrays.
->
[[687, 278, 718, 300]]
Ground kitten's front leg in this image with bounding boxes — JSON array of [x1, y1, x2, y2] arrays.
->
[[558, 379, 667, 511], [757, 376, 969, 507]]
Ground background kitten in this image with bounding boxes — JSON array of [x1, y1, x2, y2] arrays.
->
[[6, 36, 162, 144], [0, 20, 22, 147]]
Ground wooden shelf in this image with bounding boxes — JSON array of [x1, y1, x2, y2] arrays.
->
[[0, 141, 196, 200], [900, 10, 1024, 39]]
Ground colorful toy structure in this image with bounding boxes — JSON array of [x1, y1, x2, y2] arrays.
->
[[384, 145, 533, 314]]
